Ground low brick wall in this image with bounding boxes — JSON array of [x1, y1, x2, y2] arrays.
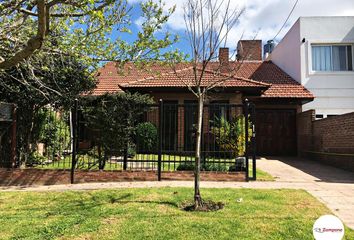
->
[[0, 168, 246, 186], [297, 110, 354, 171]]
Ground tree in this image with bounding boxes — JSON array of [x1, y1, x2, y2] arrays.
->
[[81, 93, 154, 169], [173, 0, 245, 209], [0, 52, 96, 165], [0, 0, 181, 70]]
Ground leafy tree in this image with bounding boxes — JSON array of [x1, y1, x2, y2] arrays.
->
[[81, 92, 154, 169], [0, 52, 96, 165], [0, 0, 181, 70]]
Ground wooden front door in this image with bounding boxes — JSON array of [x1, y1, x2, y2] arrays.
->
[[256, 109, 297, 156]]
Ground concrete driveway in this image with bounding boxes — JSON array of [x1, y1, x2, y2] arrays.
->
[[257, 157, 354, 229]]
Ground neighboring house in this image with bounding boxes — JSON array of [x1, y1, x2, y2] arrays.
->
[[92, 40, 314, 156], [270, 16, 354, 119]]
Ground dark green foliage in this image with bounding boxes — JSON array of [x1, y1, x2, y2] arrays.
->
[[229, 157, 246, 172], [135, 122, 158, 152], [177, 162, 228, 172], [127, 145, 137, 158], [27, 152, 47, 166], [211, 116, 251, 157], [202, 163, 228, 172], [176, 162, 195, 171], [81, 92, 154, 157], [0, 53, 96, 165], [0, 54, 96, 109], [35, 109, 71, 159]]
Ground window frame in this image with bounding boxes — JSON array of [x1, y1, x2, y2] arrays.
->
[[310, 43, 354, 73]]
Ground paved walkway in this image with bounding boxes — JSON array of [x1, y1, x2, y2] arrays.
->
[[1, 157, 353, 229]]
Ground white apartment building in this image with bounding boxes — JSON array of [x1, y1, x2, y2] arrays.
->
[[270, 16, 354, 118]]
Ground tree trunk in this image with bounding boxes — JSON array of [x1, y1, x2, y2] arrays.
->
[[98, 144, 105, 170], [194, 94, 204, 208], [22, 106, 36, 167]]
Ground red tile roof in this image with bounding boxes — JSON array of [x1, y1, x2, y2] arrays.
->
[[119, 67, 270, 89], [228, 61, 314, 98], [92, 61, 314, 99]]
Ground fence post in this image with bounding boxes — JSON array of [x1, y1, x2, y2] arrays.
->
[[123, 144, 128, 171], [251, 103, 257, 181], [244, 99, 249, 182], [158, 99, 163, 181], [11, 104, 17, 168], [70, 99, 78, 184]]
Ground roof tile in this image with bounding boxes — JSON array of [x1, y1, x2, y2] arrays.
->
[[91, 61, 314, 99]]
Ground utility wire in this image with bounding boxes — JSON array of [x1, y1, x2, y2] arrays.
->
[[273, 0, 299, 40]]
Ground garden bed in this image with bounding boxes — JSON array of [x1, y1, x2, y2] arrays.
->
[[0, 168, 246, 186]]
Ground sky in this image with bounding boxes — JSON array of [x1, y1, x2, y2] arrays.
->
[[126, 0, 354, 56]]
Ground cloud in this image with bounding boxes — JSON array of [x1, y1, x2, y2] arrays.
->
[[132, 0, 354, 48]]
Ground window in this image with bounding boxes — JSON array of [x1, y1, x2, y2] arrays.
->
[[312, 44, 353, 71]]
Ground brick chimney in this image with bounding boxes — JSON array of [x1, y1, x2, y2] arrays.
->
[[236, 40, 262, 61], [218, 47, 229, 73]]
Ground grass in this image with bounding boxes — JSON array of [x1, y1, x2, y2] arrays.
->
[[0, 188, 352, 240], [252, 167, 274, 181], [37, 154, 234, 171]]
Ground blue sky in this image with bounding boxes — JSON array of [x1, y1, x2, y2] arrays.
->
[[121, 0, 354, 57]]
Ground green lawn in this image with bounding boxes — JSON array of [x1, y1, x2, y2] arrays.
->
[[0, 188, 353, 240], [252, 167, 274, 181]]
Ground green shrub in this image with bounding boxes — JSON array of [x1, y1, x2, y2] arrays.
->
[[202, 163, 228, 172], [210, 116, 252, 157], [81, 92, 154, 153], [127, 144, 136, 158], [36, 109, 70, 157], [135, 122, 158, 152], [177, 162, 228, 172], [177, 162, 195, 171], [229, 157, 246, 172], [27, 152, 47, 166]]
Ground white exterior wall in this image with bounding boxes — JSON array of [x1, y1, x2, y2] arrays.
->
[[270, 19, 302, 83], [271, 16, 354, 117]]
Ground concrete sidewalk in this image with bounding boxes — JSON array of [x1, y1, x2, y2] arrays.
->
[[0, 157, 353, 229]]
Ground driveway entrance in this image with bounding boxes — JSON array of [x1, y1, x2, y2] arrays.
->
[[257, 157, 354, 229]]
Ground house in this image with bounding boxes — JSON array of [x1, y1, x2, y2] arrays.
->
[[269, 16, 354, 119], [92, 40, 314, 156]]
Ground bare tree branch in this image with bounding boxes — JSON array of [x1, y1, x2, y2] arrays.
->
[[174, 0, 245, 209]]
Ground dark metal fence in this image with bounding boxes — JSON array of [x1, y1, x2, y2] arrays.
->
[[1, 99, 256, 182]]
